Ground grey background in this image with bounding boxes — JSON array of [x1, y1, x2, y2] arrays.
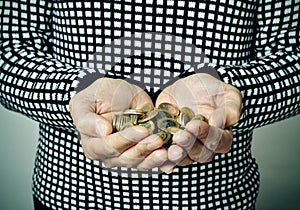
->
[[0, 105, 299, 210]]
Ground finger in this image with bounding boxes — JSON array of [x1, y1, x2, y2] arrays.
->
[[160, 160, 176, 174], [167, 144, 187, 164], [185, 120, 232, 154], [136, 148, 168, 171], [214, 127, 233, 153], [209, 85, 242, 128], [69, 90, 95, 124], [208, 102, 240, 128], [103, 134, 164, 168], [76, 112, 113, 137], [81, 126, 150, 160], [176, 156, 193, 166], [171, 127, 213, 163], [208, 107, 226, 129], [130, 86, 154, 109], [224, 84, 242, 126], [155, 86, 178, 108]]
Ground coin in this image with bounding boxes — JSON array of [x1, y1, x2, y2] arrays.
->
[[162, 132, 173, 148], [193, 114, 206, 122], [112, 106, 205, 148], [130, 114, 139, 125], [166, 127, 182, 135], [155, 109, 173, 120], [156, 130, 167, 140], [140, 120, 155, 133], [141, 103, 154, 113], [138, 109, 158, 123], [158, 103, 180, 117], [112, 114, 118, 131], [177, 107, 195, 127], [113, 115, 131, 131], [157, 118, 180, 131], [120, 122, 134, 131], [123, 109, 144, 115]]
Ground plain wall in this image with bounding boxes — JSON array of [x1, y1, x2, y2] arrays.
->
[[0, 105, 299, 210]]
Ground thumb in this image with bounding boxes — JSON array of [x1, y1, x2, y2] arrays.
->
[[131, 87, 154, 109], [76, 112, 113, 137], [208, 101, 241, 128], [155, 89, 178, 108]]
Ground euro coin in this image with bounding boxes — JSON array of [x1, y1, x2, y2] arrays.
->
[[166, 127, 182, 135], [120, 122, 134, 131], [123, 109, 144, 115], [140, 120, 155, 133], [193, 114, 206, 122], [158, 103, 180, 117], [157, 118, 179, 131], [141, 103, 154, 113], [138, 109, 158, 123], [177, 107, 195, 127]]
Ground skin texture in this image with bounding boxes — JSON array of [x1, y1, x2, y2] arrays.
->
[[69, 78, 168, 171], [156, 73, 242, 173], [69, 74, 242, 173]]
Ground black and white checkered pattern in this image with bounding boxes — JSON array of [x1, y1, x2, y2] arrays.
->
[[1, 0, 299, 209]]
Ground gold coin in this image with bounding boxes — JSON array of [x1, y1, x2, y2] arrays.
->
[[166, 127, 182, 135], [117, 115, 131, 131], [123, 109, 144, 115], [130, 114, 139, 125], [158, 103, 180, 117], [193, 114, 206, 122], [120, 122, 134, 131], [156, 130, 167, 140], [162, 132, 173, 147], [138, 109, 158, 123], [177, 107, 195, 127], [112, 114, 119, 131]]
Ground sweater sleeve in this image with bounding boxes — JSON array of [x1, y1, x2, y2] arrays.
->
[[216, 0, 300, 131], [0, 0, 92, 130]]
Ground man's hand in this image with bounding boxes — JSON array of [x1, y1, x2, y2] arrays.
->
[[69, 78, 167, 170], [156, 73, 242, 173]]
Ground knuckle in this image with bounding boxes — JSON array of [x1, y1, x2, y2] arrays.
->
[[189, 152, 199, 162], [197, 149, 214, 163], [134, 145, 148, 157], [105, 148, 120, 158], [217, 137, 232, 154], [81, 142, 97, 160], [83, 149, 97, 160], [103, 160, 114, 168]]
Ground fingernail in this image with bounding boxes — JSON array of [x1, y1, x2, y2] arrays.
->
[[153, 152, 167, 165], [167, 127, 181, 135], [169, 146, 183, 157], [160, 162, 174, 174], [163, 166, 174, 174]]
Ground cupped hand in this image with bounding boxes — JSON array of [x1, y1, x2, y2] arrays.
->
[[156, 73, 242, 173], [69, 78, 168, 170]]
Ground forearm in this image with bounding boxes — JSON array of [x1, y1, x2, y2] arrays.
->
[[0, 39, 84, 129], [217, 48, 300, 130]]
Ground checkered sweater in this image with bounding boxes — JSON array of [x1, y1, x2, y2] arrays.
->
[[1, 0, 299, 209]]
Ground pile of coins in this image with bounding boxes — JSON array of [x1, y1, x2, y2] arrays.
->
[[113, 103, 206, 147]]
